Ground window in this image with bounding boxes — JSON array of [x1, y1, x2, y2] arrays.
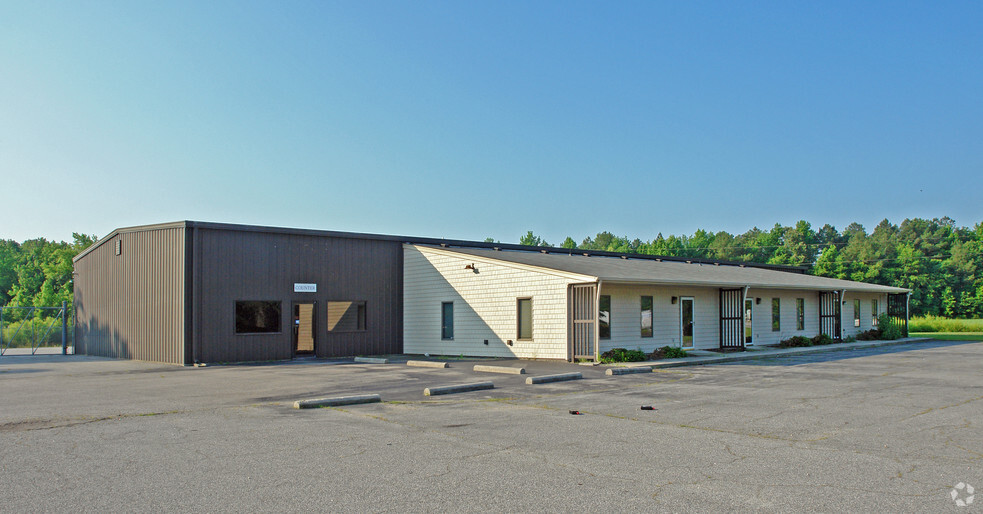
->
[[327, 301, 366, 332], [599, 295, 611, 339], [441, 302, 454, 340], [517, 298, 533, 340], [771, 298, 780, 332], [640, 296, 653, 338], [235, 301, 281, 334], [853, 299, 861, 327], [872, 299, 879, 326], [796, 298, 805, 331]]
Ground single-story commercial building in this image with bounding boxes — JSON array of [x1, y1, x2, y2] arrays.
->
[[73, 221, 910, 365]]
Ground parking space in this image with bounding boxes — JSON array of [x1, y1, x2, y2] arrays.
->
[[1, 340, 981, 511]]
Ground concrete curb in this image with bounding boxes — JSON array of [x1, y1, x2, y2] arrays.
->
[[407, 360, 449, 368], [645, 337, 932, 369], [526, 372, 583, 385], [606, 366, 653, 376], [293, 394, 381, 409], [354, 357, 389, 364], [424, 381, 494, 396], [473, 364, 526, 375]]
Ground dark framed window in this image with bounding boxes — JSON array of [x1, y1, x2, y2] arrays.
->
[[640, 296, 653, 338], [327, 301, 366, 332], [599, 295, 611, 339], [441, 302, 454, 340], [771, 298, 780, 332], [235, 301, 282, 334], [796, 298, 805, 331], [872, 299, 879, 326], [517, 298, 533, 340], [853, 299, 861, 327]]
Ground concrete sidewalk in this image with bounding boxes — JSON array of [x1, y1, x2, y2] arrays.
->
[[610, 337, 931, 369]]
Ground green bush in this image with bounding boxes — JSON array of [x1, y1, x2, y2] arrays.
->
[[878, 313, 903, 340], [779, 336, 812, 348], [811, 333, 834, 346], [599, 348, 648, 363], [856, 328, 881, 341], [908, 315, 983, 333]]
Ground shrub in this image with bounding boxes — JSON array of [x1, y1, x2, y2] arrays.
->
[[878, 313, 903, 340], [856, 328, 881, 341], [779, 336, 812, 348], [843, 336, 857, 343], [599, 348, 647, 363], [648, 346, 688, 359], [811, 333, 834, 346]]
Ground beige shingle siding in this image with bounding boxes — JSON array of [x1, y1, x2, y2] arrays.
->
[[404, 245, 588, 359]]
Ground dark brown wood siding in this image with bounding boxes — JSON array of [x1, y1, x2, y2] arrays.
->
[[193, 227, 402, 362], [74, 226, 187, 364]]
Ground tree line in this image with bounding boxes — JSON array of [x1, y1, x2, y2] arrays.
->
[[0, 234, 97, 319], [516, 217, 982, 318], [1, 217, 979, 320]]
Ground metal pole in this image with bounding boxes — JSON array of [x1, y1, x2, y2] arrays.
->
[[61, 301, 68, 355]]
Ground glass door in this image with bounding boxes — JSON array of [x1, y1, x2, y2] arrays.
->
[[680, 297, 694, 349], [745, 299, 753, 345]]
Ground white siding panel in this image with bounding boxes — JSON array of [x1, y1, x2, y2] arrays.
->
[[600, 284, 720, 352], [403, 246, 589, 359]]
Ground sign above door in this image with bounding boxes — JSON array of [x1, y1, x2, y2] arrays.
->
[[294, 283, 317, 293]]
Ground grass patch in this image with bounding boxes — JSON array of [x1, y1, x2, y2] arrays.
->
[[911, 332, 983, 341], [908, 316, 983, 333]]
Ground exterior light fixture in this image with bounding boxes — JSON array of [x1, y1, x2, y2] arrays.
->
[[671, 296, 678, 304]]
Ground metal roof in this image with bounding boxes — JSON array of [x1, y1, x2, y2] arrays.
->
[[73, 221, 804, 274], [418, 245, 910, 294]]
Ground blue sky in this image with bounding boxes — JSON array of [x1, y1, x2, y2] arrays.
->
[[2, 1, 981, 244]]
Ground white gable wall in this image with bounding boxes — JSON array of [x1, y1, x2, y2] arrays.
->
[[403, 245, 593, 359]]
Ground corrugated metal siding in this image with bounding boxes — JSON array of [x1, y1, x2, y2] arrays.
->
[[74, 227, 186, 364], [194, 228, 402, 362]]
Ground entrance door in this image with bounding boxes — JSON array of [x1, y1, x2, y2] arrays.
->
[[568, 284, 597, 361], [680, 297, 694, 349], [293, 302, 315, 355], [744, 299, 754, 345]]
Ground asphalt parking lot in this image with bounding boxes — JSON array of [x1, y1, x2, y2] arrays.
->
[[1, 340, 981, 512]]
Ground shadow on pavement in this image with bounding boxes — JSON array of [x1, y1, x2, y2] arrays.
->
[[714, 339, 981, 367]]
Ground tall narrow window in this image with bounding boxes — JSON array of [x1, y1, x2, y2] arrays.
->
[[853, 299, 861, 327], [771, 298, 780, 332], [327, 301, 366, 332], [235, 301, 282, 334], [796, 298, 805, 331], [517, 298, 533, 340], [872, 299, 879, 326], [640, 296, 653, 338], [599, 295, 611, 339], [441, 302, 454, 340]]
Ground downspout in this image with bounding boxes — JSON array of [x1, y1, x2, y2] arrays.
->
[[905, 292, 911, 337], [594, 279, 602, 362], [839, 289, 847, 340], [741, 285, 750, 347]]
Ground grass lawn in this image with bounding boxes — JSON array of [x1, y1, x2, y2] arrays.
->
[[911, 332, 983, 341]]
